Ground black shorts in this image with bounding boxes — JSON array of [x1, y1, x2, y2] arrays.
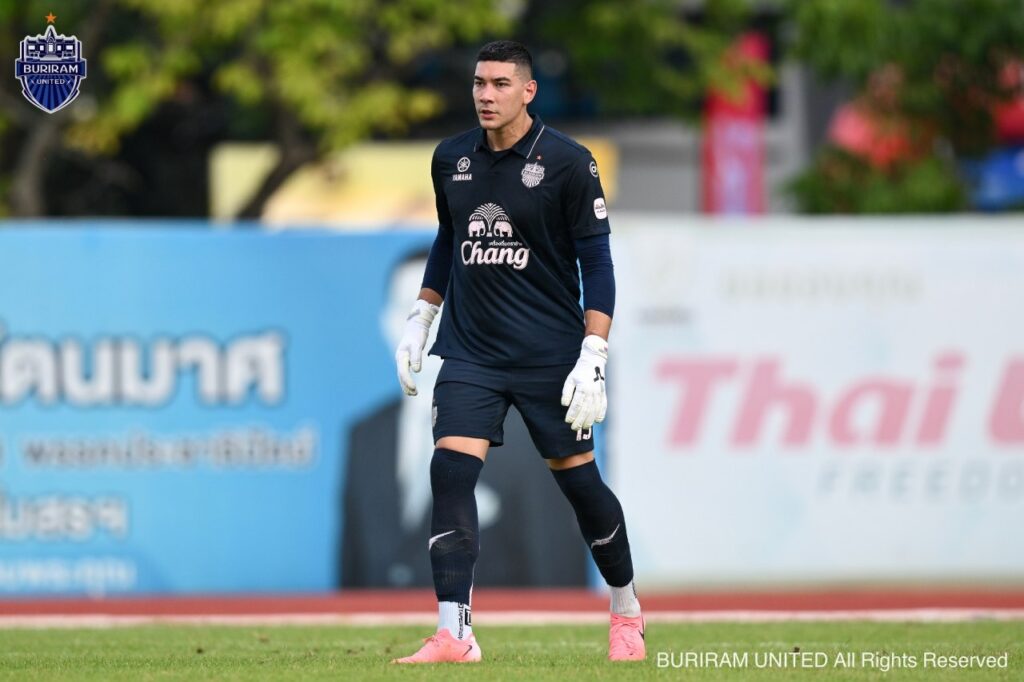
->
[[432, 358, 597, 459]]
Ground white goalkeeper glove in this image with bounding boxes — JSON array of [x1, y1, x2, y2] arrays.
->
[[561, 335, 609, 431], [395, 299, 439, 396]]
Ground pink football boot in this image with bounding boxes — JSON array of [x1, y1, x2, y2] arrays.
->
[[608, 613, 646, 661], [392, 628, 482, 664]]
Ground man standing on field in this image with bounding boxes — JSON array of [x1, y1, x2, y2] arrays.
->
[[392, 40, 644, 664]]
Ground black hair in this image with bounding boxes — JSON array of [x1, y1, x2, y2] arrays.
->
[[476, 40, 533, 79]]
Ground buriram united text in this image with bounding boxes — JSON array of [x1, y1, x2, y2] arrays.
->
[[656, 651, 1010, 670], [19, 63, 81, 74]]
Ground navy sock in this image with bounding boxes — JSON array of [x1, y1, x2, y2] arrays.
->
[[552, 460, 634, 588], [429, 448, 483, 604]]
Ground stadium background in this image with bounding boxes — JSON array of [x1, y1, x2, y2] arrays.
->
[[1, 0, 1023, 628]]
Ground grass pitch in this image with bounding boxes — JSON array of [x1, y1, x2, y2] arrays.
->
[[0, 621, 1021, 680]]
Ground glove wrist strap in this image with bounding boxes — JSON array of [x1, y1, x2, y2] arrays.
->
[[581, 334, 608, 361], [410, 299, 440, 327]]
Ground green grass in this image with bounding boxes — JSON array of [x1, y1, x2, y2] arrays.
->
[[0, 621, 1021, 681]]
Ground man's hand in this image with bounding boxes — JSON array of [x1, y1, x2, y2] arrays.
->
[[561, 335, 608, 431], [395, 299, 439, 396]]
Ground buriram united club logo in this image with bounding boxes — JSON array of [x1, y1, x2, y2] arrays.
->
[[462, 203, 530, 270], [14, 13, 87, 114]]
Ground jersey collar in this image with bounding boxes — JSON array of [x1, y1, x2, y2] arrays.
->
[[475, 114, 545, 158]]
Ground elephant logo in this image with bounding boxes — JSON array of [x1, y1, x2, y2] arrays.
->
[[467, 203, 513, 238]]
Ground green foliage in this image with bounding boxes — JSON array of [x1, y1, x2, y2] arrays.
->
[[785, 0, 889, 83], [0, 0, 508, 216], [791, 0, 1024, 155], [790, 147, 966, 214], [786, 0, 1024, 213], [0, 174, 9, 217], [0, 0, 507, 153], [541, 0, 771, 117], [59, 0, 508, 156]]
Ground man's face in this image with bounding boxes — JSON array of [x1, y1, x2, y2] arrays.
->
[[473, 60, 536, 131]]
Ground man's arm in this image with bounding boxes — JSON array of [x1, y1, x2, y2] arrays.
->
[[584, 309, 611, 341], [419, 287, 444, 306], [559, 150, 615, 430], [562, 233, 616, 430], [417, 223, 450, 305], [577, 232, 615, 339], [394, 147, 451, 395], [420, 146, 454, 304]]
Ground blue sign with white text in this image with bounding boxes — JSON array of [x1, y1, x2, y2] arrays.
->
[[0, 225, 431, 595]]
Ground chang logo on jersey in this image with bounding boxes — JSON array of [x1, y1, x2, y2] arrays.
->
[[461, 203, 530, 271], [467, 203, 512, 238]]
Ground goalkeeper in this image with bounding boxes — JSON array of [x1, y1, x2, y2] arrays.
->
[[392, 40, 644, 664]]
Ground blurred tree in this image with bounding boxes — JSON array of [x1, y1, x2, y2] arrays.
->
[[789, 147, 965, 213], [0, 0, 506, 218], [784, 0, 1024, 213], [534, 0, 771, 118]]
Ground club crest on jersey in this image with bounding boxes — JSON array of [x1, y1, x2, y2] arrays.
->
[[15, 23, 87, 114], [462, 202, 530, 270], [521, 162, 545, 188]]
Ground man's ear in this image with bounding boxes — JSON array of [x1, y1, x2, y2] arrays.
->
[[523, 79, 537, 105]]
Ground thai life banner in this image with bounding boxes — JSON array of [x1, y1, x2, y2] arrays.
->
[[610, 217, 1024, 586]]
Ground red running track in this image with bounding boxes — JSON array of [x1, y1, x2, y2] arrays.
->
[[2, 589, 1024, 616]]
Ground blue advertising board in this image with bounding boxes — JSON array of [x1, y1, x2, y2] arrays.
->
[[0, 224, 432, 594]]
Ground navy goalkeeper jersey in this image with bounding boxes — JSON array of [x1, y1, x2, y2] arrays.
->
[[427, 115, 611, 367]]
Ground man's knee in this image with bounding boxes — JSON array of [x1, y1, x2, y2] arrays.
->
[[430, 448, 484, 497], [435, 436, 489, 460], [547, 450, 594, 470]]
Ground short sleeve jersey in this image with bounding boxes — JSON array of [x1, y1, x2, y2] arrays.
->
[[428, 115, 611, 367]]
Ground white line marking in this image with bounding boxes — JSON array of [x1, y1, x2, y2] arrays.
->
[[1, 608, 1022, 629], [526, 125, 546, 158]]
